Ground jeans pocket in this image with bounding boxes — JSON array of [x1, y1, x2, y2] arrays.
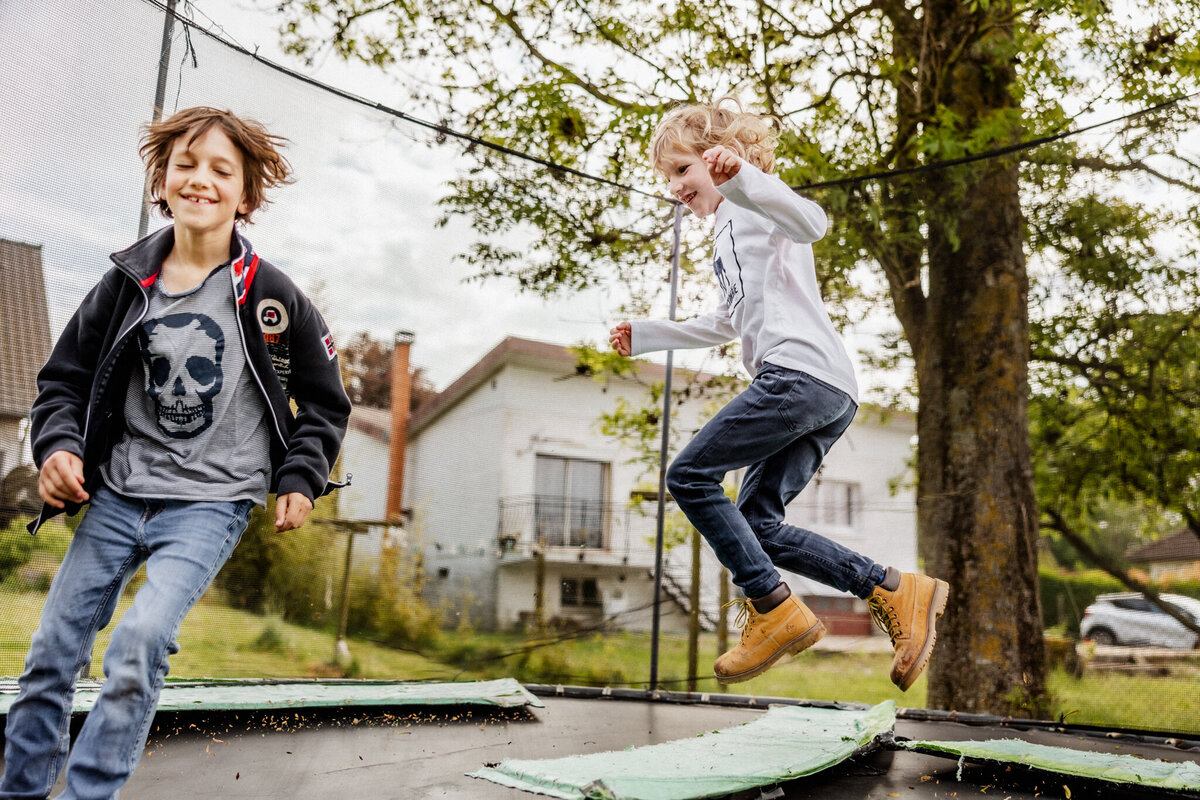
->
[[227, 500, 254, 540], [777, 372, 849, 433]]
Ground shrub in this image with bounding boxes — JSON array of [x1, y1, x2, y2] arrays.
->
[[0, 524, 35, 584]]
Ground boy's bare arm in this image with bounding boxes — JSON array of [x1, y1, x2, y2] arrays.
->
[[275, 492, 313, 532], [38, 450, 88, 508], [703, 146, 742, 186]]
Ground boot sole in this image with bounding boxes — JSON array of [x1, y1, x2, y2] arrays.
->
[[714, 619, 827, 684], [894, 579, 950, 691]]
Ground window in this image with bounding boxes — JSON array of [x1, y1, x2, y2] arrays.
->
[[561, 578, 601, 608], [534, 455, 608, 548], [1113, 597, 1154, 613], [796, 479, 860, 529]]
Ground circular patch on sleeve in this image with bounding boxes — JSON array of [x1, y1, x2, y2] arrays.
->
[[256, 299, 289, 334]]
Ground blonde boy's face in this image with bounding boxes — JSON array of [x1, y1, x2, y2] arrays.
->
[[658, 147, 723, 218], [162, 126, 249, 236]]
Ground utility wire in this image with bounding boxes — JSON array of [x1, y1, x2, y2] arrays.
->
[[792, 91, 1200, 191], [147, 0, 1197, 203]]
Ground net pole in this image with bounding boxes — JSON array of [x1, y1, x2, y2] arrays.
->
[[138, 0, 178, 240], [649, 202, 683, 690]]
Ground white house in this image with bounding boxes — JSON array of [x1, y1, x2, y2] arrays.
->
[[376, 335, 919, 635]]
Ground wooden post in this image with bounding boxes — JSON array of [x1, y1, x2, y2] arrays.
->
[[533, 536, 547, 634], [334, 527, 355, 664], [717, 567, 730, 690]]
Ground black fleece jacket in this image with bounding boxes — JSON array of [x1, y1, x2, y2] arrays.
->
[[27, 226, 351, 533]]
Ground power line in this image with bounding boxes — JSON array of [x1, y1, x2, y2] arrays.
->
[[792, 92, 1200, 192]]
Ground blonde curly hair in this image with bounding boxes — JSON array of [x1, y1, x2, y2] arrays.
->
[[651, 97, 779, 175]]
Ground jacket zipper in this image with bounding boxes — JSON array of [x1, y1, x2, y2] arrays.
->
[[230, 271, 288, 448]]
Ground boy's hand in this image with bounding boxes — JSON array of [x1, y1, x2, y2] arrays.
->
[[703, 146, 741, 186], [38, 450, 88, 508], [609, 322, 632, 356], [275, 492, 313, 532]]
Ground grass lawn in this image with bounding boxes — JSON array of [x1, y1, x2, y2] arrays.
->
[[1047, 667, 1200, 734], [438, 629, 917, 705], [0, 588, 459, 682], [4, 587, 1198, 735]]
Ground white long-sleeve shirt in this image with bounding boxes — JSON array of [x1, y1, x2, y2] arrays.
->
[[631, 160, 859, 402]]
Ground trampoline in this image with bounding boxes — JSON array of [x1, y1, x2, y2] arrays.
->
[[5, 681, 1199, 799]]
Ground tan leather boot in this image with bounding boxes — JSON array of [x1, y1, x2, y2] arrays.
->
[[713, 592, 826, 683], [868, 568, 950, 691]]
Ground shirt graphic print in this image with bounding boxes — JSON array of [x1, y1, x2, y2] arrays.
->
[[140, 313, 225, 439], [713, 220, 746, 312]]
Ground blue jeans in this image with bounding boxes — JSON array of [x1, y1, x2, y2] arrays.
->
[[1, 486, 252, 800], [666, 363, 885, 601]]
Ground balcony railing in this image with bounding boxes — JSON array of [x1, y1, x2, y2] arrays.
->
[[498, 494, 611, 549], [496, 495, 679, 565]]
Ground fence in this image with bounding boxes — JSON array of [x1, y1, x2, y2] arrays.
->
[[2, 0, 1199, 737]]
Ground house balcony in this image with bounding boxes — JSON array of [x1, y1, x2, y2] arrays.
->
[[496, 494, 658, 567]]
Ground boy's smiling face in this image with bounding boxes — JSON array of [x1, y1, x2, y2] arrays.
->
[[162, 126, 249, 236], [659, 147, 723, 218]]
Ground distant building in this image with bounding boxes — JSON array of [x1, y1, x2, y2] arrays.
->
[[369, 335, 921, 634], [1127, 529, 1200, 583], [0, 238, 51, 479], [338, 404, 392, 523]]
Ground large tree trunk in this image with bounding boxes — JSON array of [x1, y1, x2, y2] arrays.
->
[[917, 157, 1046, 713], [888, 2, 1047, 713]]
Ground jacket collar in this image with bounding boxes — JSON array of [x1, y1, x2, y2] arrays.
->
[[110, 225, 259, 305]]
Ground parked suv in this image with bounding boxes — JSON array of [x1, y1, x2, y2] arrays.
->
[[1080, 592, 1200, 649]]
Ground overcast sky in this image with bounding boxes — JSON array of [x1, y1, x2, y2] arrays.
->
[[10, 1, 1185, 398]]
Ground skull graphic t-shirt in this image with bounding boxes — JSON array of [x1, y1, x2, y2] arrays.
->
[[102, 266, 271, 504]]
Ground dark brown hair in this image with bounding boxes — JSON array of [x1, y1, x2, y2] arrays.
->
[[140, 107, 292, 224]]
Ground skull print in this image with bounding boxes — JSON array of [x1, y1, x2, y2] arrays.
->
[[140, 313, 225, 438]]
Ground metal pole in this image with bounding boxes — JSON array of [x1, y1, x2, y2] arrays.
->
[[139, 0, 178, 240], [649, 203, 683, 690]]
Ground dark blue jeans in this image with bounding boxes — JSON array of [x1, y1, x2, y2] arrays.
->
[[666, 363, 885, 601]]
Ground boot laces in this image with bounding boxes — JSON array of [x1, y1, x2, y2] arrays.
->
[[868, 594, 901, 644], [723, 598, 756, 642]]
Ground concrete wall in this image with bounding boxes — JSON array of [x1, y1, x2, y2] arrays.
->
[[336, 426, 390, 522]]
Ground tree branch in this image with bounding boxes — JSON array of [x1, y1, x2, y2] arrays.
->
[[1071, 155, 1200, 193], [476, 0, 650, 112]]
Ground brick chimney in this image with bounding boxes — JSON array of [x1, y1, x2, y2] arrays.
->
[[386, 330, 415, 523]]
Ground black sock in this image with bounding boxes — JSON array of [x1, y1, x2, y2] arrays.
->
[[751, 582, 790, 613]]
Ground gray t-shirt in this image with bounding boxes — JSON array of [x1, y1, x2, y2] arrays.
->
[[102, 267, 272, 504]]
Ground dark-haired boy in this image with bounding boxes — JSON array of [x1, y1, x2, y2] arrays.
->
[[1, 107, 351, 800]]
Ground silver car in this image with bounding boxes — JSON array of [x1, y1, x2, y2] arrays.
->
[[1080, 592, 1200, 649]]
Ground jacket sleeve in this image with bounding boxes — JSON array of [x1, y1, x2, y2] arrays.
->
[[275, 300, 352, 502], [630, 304, 737, 356], [717, 159, 827, 244], [29, 273, 120, 468]]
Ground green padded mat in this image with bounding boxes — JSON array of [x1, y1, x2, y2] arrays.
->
[[469, 700, 896, 800], [901, 737, 1200, 793], [0, 677, 543, 714]]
